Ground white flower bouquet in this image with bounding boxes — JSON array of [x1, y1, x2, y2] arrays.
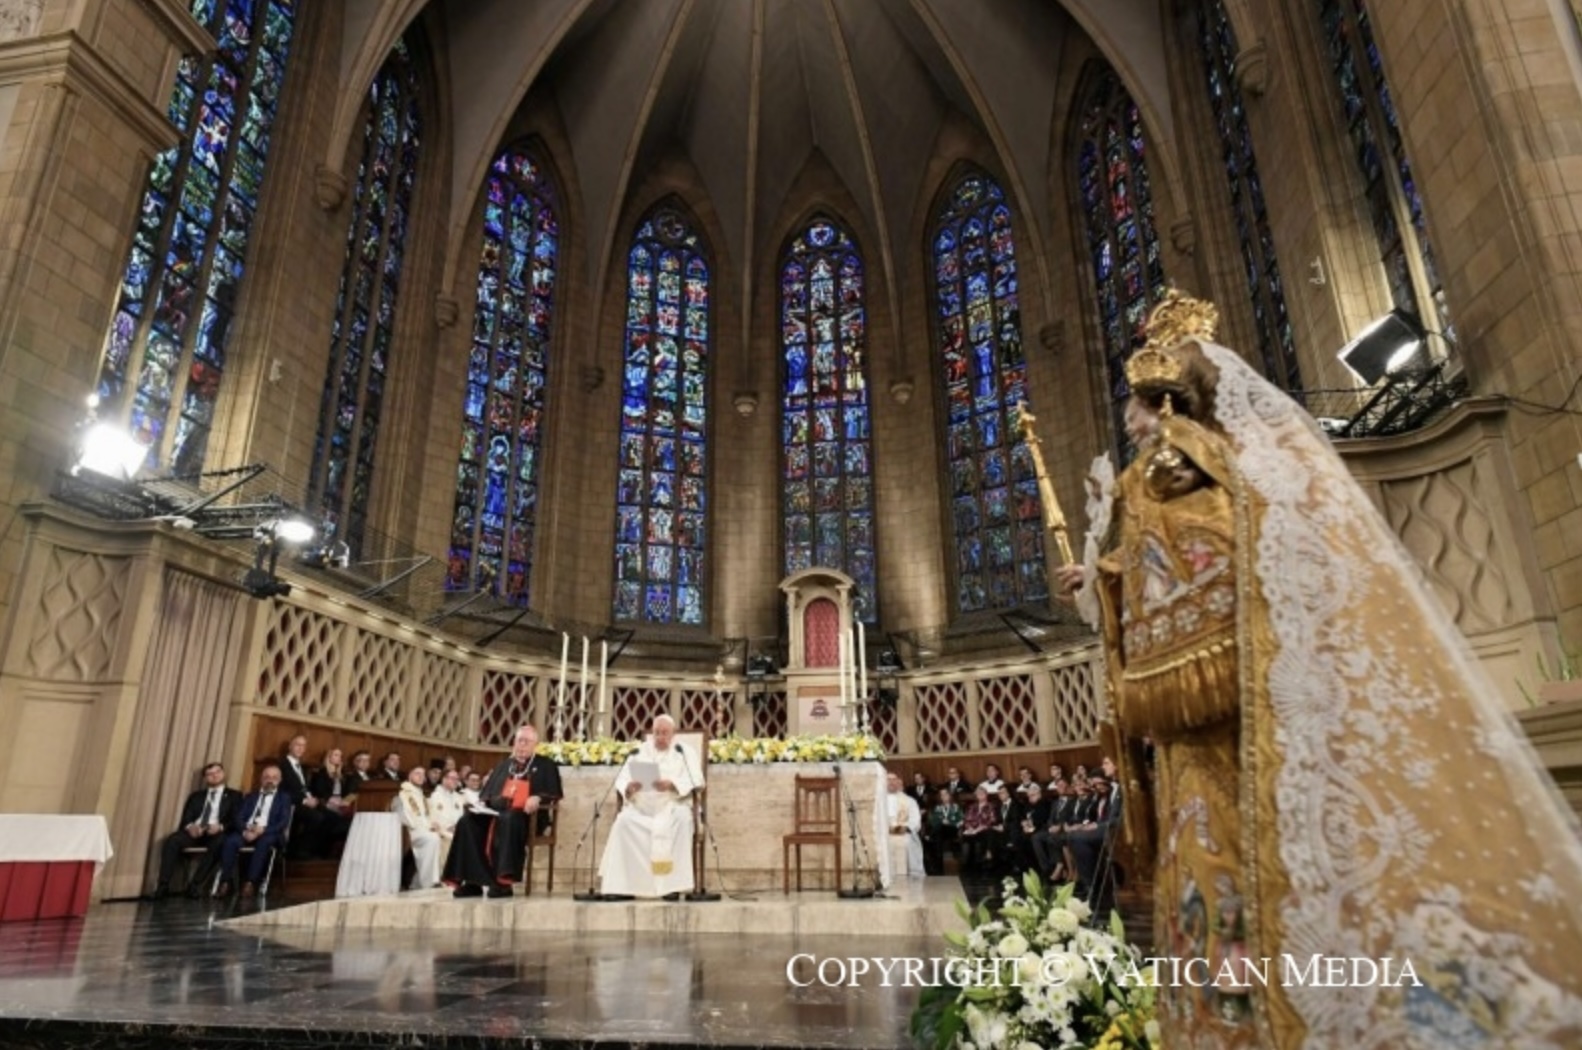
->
[[537, 733, 883, 765], [910, 872, 1161, 1050]]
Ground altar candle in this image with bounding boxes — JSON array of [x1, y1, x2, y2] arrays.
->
[[579, 636, 591, 738], [597, 639, 609, 734], [556, 632, 569, 739], [858, 620, 868, 702]]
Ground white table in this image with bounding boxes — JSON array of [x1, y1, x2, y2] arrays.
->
[[334, 811, 402, 898]]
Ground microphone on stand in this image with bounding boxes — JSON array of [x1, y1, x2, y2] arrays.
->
[[671, 743, 721, 902], [835, 763, 877, 899], [572, 754, 631, 902]]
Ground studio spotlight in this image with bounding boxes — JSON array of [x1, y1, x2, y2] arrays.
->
[[1337, 308, 1427, 385], [264, 517, 317, 546], [73, 421, 149, 480]]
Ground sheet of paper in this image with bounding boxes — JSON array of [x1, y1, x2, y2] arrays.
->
[[628, 760, 661, 790]]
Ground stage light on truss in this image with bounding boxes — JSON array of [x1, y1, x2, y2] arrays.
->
[[73, 422, 149, 481], [1337, 308, 1427, 385]]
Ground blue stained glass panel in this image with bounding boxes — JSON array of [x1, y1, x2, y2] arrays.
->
[[934, 171, 1045, 612]]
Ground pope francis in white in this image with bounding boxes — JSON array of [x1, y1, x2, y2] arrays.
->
[[598, 715, 705, 898], [884, 771, 924, 881]]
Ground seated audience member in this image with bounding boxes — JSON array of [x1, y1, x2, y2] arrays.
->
[[942, 766, 973, 799], [278, 734, 320, 858], [397, 767, 442, 889], [1014, 766, 1038, 796], [1032, 778, 1075, 878], [978, 763, 1006, 796], [380, 752, 404, 781], [598, 715, 703, 899], [444, 725, 562, 898], [463, 771, 483, 793], [428, 768, 468, 871], [923, 786, 963, 875], [426, 761, 445, 791], [216, 765, 291, 898], [456, 764, 472, 783], [1046, 763, 1065, 791], [1068, 771, 1123, 899], [882, 771, 924, 879], [959, 786, 999, 873], [347, 750, 373, 785], [308, 748, 355, 855], [1005, 781, 1050, 875], [907, 771, 933, 808], [149, 762, 242, 899]]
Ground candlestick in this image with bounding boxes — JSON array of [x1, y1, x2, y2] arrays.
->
[[579, 636, 590, 741], [556, 632, 569, 741], [857, 621, 868, 703]]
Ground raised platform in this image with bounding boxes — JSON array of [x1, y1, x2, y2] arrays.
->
[[223, 875, 968, 940]]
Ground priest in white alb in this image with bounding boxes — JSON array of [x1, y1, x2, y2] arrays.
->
[[884, 770, 924, 882], [598, 714, 704, 899]]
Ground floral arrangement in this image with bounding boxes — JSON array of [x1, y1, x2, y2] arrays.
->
[[910, 873, 1161, 1050], [536, 733, 883, 766]]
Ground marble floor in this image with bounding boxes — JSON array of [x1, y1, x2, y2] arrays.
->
[[0, 893, 960, 1049]]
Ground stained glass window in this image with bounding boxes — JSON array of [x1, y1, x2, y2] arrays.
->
[[1196, 2, 1302, 393], [308, 37, 422, 554], [612, 205, 711, 626], [931, 172, 1046, 614], [446, 145, 559, 603], [781, 217, 876, 622], [1074, 68, 1170, 458], [95, 0, 297, 473], [1319, 0, 1453, 342]]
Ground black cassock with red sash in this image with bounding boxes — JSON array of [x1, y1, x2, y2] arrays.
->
[[443, 753, 563, 887]]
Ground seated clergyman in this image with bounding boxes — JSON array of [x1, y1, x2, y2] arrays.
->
[[597, 715, 704, 899]]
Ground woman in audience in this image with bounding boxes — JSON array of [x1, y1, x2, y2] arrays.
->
[[396, 767, 442, 889], [959, 786, 999, 873], [307, 748, 355, 857]]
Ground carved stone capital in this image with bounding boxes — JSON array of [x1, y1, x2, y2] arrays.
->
[[313, 164, 348, 211], [889, 378, 914, 405], [1170, 216, 1196, 257], [0, 0, 44, 44], [1038, 321, 1064, 355], [1233, 40, 1269, 99], [733, 391, 759, 417], [580, 364, 605, 393], [434, 293, 459, 329]]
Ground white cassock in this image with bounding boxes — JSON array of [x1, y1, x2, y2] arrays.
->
[[396, 783, 441, 889], [598, 738, 704, 897], [427, 786, 467, 872], [884, 791, 924, 880]]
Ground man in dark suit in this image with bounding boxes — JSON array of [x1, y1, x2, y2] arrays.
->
[[380, 752, 404, 781], [906, 772, 932, 808], [444, 725, 562, 899], [278, 734, 321, 857], [1068, 771, 1124, 899], [942, 767, 973, 799], [216, 765, 292, 898], [148, 762, 242, 899], [1004, 781, 1051, 876]]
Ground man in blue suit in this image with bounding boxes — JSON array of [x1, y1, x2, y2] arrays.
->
[[216, 764, 291, 898]]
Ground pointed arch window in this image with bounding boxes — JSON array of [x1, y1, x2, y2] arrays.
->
[[1073, 67, 1169, 458], [309, 36, 423, 553], [612, 206, 711, 626], [931, 172, 1046, 614], [1195, 2, 1302, 392], [781, 216, 876, 622], [95, 0, 298, 472], [1319, 0, 1453, 342], [446, 146, 560, 602]]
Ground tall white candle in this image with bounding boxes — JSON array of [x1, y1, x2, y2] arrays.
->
[[858, 620, 868, 702], [556, 632, 569, 740], [597, 639, 609, 737], [579, 636, 591, 739]]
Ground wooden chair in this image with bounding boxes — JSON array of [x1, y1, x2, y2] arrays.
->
[[523, 799, 558, 895], [783, 775, 841, 893]]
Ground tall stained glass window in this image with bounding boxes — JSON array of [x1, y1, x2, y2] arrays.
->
[[446, 146, 559, 602], [95, 0, 297, 473], [1196, 2, 1302, 392], [309, 37, 422, 553], [781, 217, 876, 622], [931, 172, 1046, 614], [1074, 67, 1169, 457], [612, 206, 711, 626], [1319, 0, 1452, 341]]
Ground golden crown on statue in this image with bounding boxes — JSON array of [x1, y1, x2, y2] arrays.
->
[[1124, 289, 1219, 389]]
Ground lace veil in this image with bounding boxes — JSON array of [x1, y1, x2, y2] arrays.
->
[[1196, 340, 1582, 1047]]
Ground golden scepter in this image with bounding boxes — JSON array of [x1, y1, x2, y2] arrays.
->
[[1014, 402, 1075, 566]]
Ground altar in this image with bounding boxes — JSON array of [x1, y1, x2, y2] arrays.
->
[[538, 760, 890, 894]]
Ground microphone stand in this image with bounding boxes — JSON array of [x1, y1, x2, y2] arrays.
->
[[572, 755, 630, 902], [674, 744, 720, 902], [834, 764, 876, 899]]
